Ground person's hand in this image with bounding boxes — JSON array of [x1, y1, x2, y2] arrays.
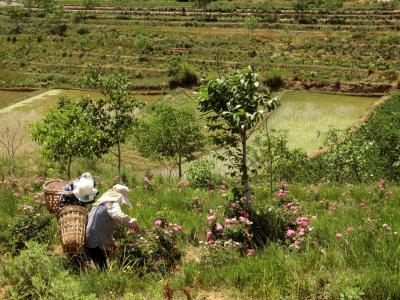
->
[[128, 219, 140, 232], [107, 244, 117, 252]]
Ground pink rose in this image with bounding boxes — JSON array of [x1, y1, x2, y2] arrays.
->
[[154, 220, 162, 226], [172, 224, 182, 232], [286, 229, 296, 238], [215, 224, 223, 232], [207, 215, 216, 222], [207, 231, 213, 240]]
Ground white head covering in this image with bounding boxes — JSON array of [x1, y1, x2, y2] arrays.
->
[[93, 184, 132, 208], [112, 184, 131, 208], [72, 177, 98, 202]]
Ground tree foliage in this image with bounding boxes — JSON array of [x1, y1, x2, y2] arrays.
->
[[135, 104, 205, 178], [31, 95, 106, 179], [249, 130, 309, 190], [198, 66, 279, 203], [83, 67, 143, 179]]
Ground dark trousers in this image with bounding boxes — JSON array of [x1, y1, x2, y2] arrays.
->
[[87, 247, 107, 270]]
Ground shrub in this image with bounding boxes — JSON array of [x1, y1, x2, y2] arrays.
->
[[135, 33, 154, 53], [116, 219, 183, 274], [50, 24, 68, 36], [167, 55, 198, 88], [72, 11, 87, 23], [263, 69, 285, 91], [0, 203, 56, 255], [185, 159, 216, 189], [77, 27, 90, 35], [1, 242, 82, 300]]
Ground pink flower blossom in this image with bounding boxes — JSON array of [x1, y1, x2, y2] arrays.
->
[[296, 217, 309, 228], [276, 188, 288, 198], [231, 202, 238, 208], [346, 227, 354, 233], [215, 224, 223, 232], [245, 231, 253, 238], [299, 228, 305, 235], [286, 229, 296, 238], [207, 215, 216, 222], [154, 220, 162, 226], [241, 211, 250, 218], [172, 224, 182, 232], [207, 231, 213, 240], [336, 232, 342, 239], [246, 249, 255, 256]]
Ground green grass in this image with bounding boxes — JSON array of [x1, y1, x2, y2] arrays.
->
[[1, 177, 399, 299], [269, 91, 378, 152], [0, 90, 40, 109]]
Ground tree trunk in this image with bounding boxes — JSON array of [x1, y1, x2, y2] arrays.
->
[[241, 130, 252, 204], [67, 156, 72, 179], [117, 142, 122, 182], [178, 155, 182, 179], [9, 154, 14, 177]]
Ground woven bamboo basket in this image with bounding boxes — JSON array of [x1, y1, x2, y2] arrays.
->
[[58, 206, 88, 254], [43, 180, 69, 213]]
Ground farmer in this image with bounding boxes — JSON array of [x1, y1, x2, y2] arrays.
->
[[85, 184, 140, 270], [59, 172, 98, 208]]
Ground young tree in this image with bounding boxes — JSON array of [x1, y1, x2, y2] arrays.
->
[[244, 15, 259, 39], [83, 68, 143, 179], [195, 0, 212, 11], [83, 0, 99, 10], [198, 66, 279, 204], [249, 130, 308, 196], [135, 105, 205, 179], [0, 122, 25, 176], [31, 95, 105, 179]]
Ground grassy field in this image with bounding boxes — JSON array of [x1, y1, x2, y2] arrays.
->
[[0, 176, 399, 299], [0, 6, 399, 90], [269, 91, 378, 152]]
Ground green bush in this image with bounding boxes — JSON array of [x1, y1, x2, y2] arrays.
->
[[116, 219, 182, 274], [0, 203, 56, 256], [167, 55, 198, 88], [263, 69, 285, 91], [185, 159, 216, 189], [50, 24, 68, 36], [77, 27, 90, 35], [135, 33, 154, 53], [1, 242, 82, 300]]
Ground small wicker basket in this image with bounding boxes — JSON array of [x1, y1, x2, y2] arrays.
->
[[57, 206, 88, 254], [43, 180, 69, 213]]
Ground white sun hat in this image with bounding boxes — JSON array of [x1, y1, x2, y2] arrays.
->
[[112, 184, 132, 208], [73, 177, 98, 203]]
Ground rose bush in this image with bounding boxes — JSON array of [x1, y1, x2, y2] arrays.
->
[[116, 218, 183, 274]]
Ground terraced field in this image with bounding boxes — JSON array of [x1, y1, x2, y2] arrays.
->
[[0, 4, 399, 91]]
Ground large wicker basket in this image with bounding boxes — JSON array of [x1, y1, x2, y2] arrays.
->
[[57, 206, 88, 254], [43, 180, 69, 213]]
